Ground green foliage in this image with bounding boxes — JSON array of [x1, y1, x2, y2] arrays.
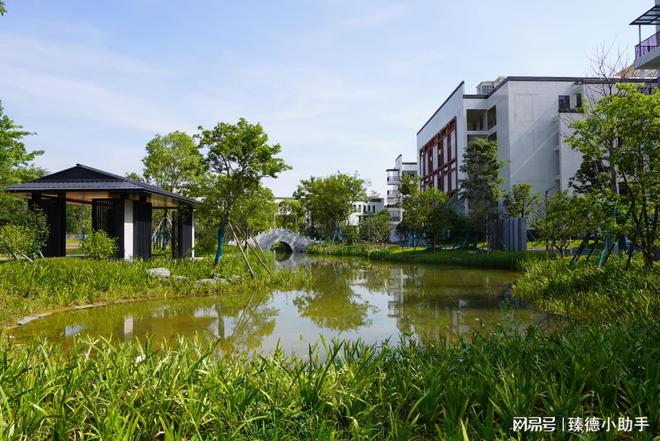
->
[[276, 198, 305, 232], [515, 256, 659, 322], [141, 131, 204, 196], [65, 204, 91, 235], [0, 225, 38, 260], [197, 118, 290, 264], [567, 85, 660, 268], [0, 321, 655, 439], [229, 184, 277, 236], [535, 191, 615, 256], [0, 207, 48, 260], [80, 230, 118, 260], [0, 102, 46, 224], [503, 183, 539, 218], [0, 1, 5, 15], [399, 176, 461, 248], [0, 249, 307, 326], [294, 173, 366, 239], [307, 244, 533, 270], [358, 210, 390, 243], [459, 138, 502, 243]]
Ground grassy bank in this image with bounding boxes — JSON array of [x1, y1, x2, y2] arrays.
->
[[307, 243, 535, 270], [514, 257, 659, 323], [1, 321, 656, 440], [0, 248, 308, 328]]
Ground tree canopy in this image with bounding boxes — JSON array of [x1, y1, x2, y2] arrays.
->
[[142, 131, 204, 196], [197, 118, 290, 264], [503, 183, 539, 219], [567, 85, 659, 268], [294, 173, 366, 239], [0, 102, 46, 224], [459, 138, 502, 245]]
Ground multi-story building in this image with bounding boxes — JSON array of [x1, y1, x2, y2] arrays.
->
[[386, 154, 417, 242], [416, 76, 652, 204], [348, 197, 385, 226], [631, 0, 660, 71]]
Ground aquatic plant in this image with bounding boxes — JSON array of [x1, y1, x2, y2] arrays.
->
[[514, 256, 659, 322], [0, 321, 656, 439]]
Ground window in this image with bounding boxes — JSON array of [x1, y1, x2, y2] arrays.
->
[[558, 95, 570, 112], [576, 93, 582, 108], [487, 106, 497, 129]]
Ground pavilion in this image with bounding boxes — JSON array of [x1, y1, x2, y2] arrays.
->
[[7, 164, 198, 260]]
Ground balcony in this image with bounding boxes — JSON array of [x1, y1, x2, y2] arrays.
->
[[387, 175, 400, 184], [634, 30, 660, 69]]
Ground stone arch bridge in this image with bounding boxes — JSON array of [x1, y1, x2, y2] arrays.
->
[[253, 228, 319, 252]]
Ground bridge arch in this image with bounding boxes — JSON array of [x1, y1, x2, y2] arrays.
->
[[254, 228, 317, 252]]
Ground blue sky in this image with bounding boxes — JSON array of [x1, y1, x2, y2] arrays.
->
[[0, 0, 649, 197]]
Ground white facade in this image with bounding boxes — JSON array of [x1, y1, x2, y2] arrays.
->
[[348, 197, 385, 226], [386, 154, 417, 242], [416, 76, 650, 205]]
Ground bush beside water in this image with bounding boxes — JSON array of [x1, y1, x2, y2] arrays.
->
[[0, 321, 656, 439], [514, 257, 659, 322], [307, 243, 533, 270]]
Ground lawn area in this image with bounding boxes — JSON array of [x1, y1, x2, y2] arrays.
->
[[0, 248, 308, 329], [306, 243, 544, 270]]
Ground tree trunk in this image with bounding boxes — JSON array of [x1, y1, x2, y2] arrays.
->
[[214, 226, 225, 265]]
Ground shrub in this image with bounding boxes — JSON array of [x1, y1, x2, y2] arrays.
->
[[514, 256, 659, 322], [80, 230, 118, 260], [0, 224, 39, 260]]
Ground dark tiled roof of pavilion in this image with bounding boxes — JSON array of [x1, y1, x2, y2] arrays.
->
[[7, 164, 199, 205]]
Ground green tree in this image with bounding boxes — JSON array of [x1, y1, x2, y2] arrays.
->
[[197, 119, 290, 265], [230, 184, 278, 237], [294, 173, 366, 240], [276, 198, 305, 232], [460, 138, 502, 247], [0, 102, 46, 224], [503, 183, 540, 218], [400, 176, 451, 249], [534, 191, 580, 257], [134, 131, 204, 251], [142, 131, 204, 195], [567, 85, 659, 268], [359, 210, 391, 243], [0, 1, 6, 15]]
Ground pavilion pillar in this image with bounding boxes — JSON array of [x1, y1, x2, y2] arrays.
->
[[132, 200, 152, 260], [176, 206, 194, 258], [29, 193, 66, 257]]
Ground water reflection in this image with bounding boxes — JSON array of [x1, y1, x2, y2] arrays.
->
[[10, 256, 557, 355]]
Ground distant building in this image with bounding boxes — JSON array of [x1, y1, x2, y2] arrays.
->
[[631, 1, 660, 71], [386, 154, 417, 242], [348, 197, 385, 226], [416, 76, 655, 205]]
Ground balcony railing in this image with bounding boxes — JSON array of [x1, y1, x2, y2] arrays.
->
[[635, 30, 659, 60]]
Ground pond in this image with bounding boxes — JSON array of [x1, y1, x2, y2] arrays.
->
[[9, 255, 555, 355]]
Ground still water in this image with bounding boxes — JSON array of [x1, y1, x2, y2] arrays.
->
[[9, 256, 553, 355]]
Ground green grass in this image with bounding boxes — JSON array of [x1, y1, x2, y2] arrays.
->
[[307, 243, 540, 270], [0, 320, 656, 440], [513, 256, 659, 323], [0, 248, 309, 328]]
